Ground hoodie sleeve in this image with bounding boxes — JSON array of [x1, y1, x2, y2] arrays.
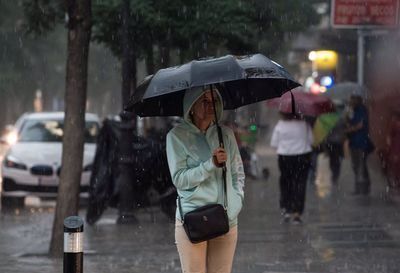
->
[[166, 131, 217, 190], [226, 128, 245, 201]]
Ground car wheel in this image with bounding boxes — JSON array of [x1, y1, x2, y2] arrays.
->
[[1, 196, 25, 209]]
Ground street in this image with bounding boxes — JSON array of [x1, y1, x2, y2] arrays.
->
[[1, 1, 400, 272], [1, 144, 400, 273]]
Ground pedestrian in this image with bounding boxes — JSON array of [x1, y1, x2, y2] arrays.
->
[[271, 112, 313, 224], [313, 111, 347, 185], [345, 94, 374, 195], [324, 115, 346, 184], [166, 86, 245, 273]]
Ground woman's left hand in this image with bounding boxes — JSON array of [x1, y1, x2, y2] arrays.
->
[[213, 147, 227, 167]]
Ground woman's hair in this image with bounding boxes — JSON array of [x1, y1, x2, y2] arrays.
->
[[279, 112, 300, 120], [188, 87, 221, 121], [191, 87, 221, 110]]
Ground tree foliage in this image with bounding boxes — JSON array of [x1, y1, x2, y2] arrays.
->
[[20, 0, 321, 72], [247, 0, 321, 54], [91, 0, 320, 67], [22, 0, 65, 36], [91, 0, 255, 63], [0, 1, 69, 128]]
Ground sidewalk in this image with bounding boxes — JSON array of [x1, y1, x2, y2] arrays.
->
[[235, 150, 400, 273], [1, 149, 400, 273]]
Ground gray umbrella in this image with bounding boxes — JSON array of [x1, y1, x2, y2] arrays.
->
[[125, 54, 300, 117], [323, 82, 365, 104]]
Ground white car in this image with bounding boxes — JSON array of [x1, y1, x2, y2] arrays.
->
[[1, 112, 100, 207]]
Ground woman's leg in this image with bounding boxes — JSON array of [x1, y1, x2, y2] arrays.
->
[[278, 155, 291, 212], [293, 153, 311, 215], [283, 155, 298, 214], [175, 221, 207, 273], [207, 226, 238, 273], [328, 143, 342, 184], [350, 148, 363, 194], [360, 151, 371, 194]]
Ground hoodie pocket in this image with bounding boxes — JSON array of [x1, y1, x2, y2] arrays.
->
[[184, 179, 219, 205], [227, 191, 243, 221], [179, 184, 201, 200]]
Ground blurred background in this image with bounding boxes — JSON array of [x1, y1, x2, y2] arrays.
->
[[0, 0, 399, 192]]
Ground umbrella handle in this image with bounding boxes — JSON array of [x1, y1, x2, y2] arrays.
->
[[290, 91, 296, 115]]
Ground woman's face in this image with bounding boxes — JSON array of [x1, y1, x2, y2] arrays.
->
[[191, 91, 216, 122]]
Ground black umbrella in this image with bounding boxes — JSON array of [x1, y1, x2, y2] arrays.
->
[[125, 53, 300, 116]]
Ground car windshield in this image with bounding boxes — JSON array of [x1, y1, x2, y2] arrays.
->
[[18, 119, 99, 143]]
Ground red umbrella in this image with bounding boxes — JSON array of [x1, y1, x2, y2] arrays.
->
[[266, 88, 335, 117]]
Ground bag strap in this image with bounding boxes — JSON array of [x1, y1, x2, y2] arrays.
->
[[178, 196, 184, 222], [178, 173, 227, 223], [210, 85, 228, 210]]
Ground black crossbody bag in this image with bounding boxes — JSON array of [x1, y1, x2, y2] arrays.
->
[[178, 168, 229, 244]]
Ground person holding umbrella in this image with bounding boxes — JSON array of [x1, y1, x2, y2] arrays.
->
[[125, 53, 300, 271], [267, 89, 332, 223], [166, 86, 245, 273]]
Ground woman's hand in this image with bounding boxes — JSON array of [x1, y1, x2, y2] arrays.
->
[[213, 147, 227, 167]]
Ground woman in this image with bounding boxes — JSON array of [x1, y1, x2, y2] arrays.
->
[[166, 86, 245, 273], [271, 112, 313, 224]]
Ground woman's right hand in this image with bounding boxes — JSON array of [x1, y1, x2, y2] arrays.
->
[[213, 147, 227, 167]]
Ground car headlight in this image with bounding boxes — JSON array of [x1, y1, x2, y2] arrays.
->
[[3, 131, 18, 146], [4, 155, 27, 170]]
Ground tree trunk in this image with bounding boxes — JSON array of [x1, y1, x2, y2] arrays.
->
[[121, 0, 136, 108], [159, 36, 170, 68], [49, 0, 91, 257], [145, 44, 155, 75]]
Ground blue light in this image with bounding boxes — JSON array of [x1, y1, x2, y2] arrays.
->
[[320, 76, 334, 88]]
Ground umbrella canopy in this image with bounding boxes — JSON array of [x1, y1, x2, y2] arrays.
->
[[312, 112, 341, 146], [266, 88, 335, 117], [125, 54, 300, 117], [323, 82, 365, 103]]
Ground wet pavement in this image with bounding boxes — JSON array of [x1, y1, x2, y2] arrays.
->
[[1, 146, 400, 273]]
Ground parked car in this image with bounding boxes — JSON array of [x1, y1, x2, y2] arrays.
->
[[1, 112, 100, 208]]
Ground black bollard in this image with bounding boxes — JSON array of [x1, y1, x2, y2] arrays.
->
[[64, 216, 84, 273]]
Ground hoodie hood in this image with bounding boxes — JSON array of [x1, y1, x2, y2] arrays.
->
[[182, 86, 224, 126]]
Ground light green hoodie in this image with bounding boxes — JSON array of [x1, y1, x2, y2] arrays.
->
[[166, 87, 245, 227]]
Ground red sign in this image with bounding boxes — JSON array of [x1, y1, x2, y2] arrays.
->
[[331, 0, 400, 28]]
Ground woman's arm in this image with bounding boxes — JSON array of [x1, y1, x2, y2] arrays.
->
[[166, 132, 217, 190], [270, 123, 280, 148]]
